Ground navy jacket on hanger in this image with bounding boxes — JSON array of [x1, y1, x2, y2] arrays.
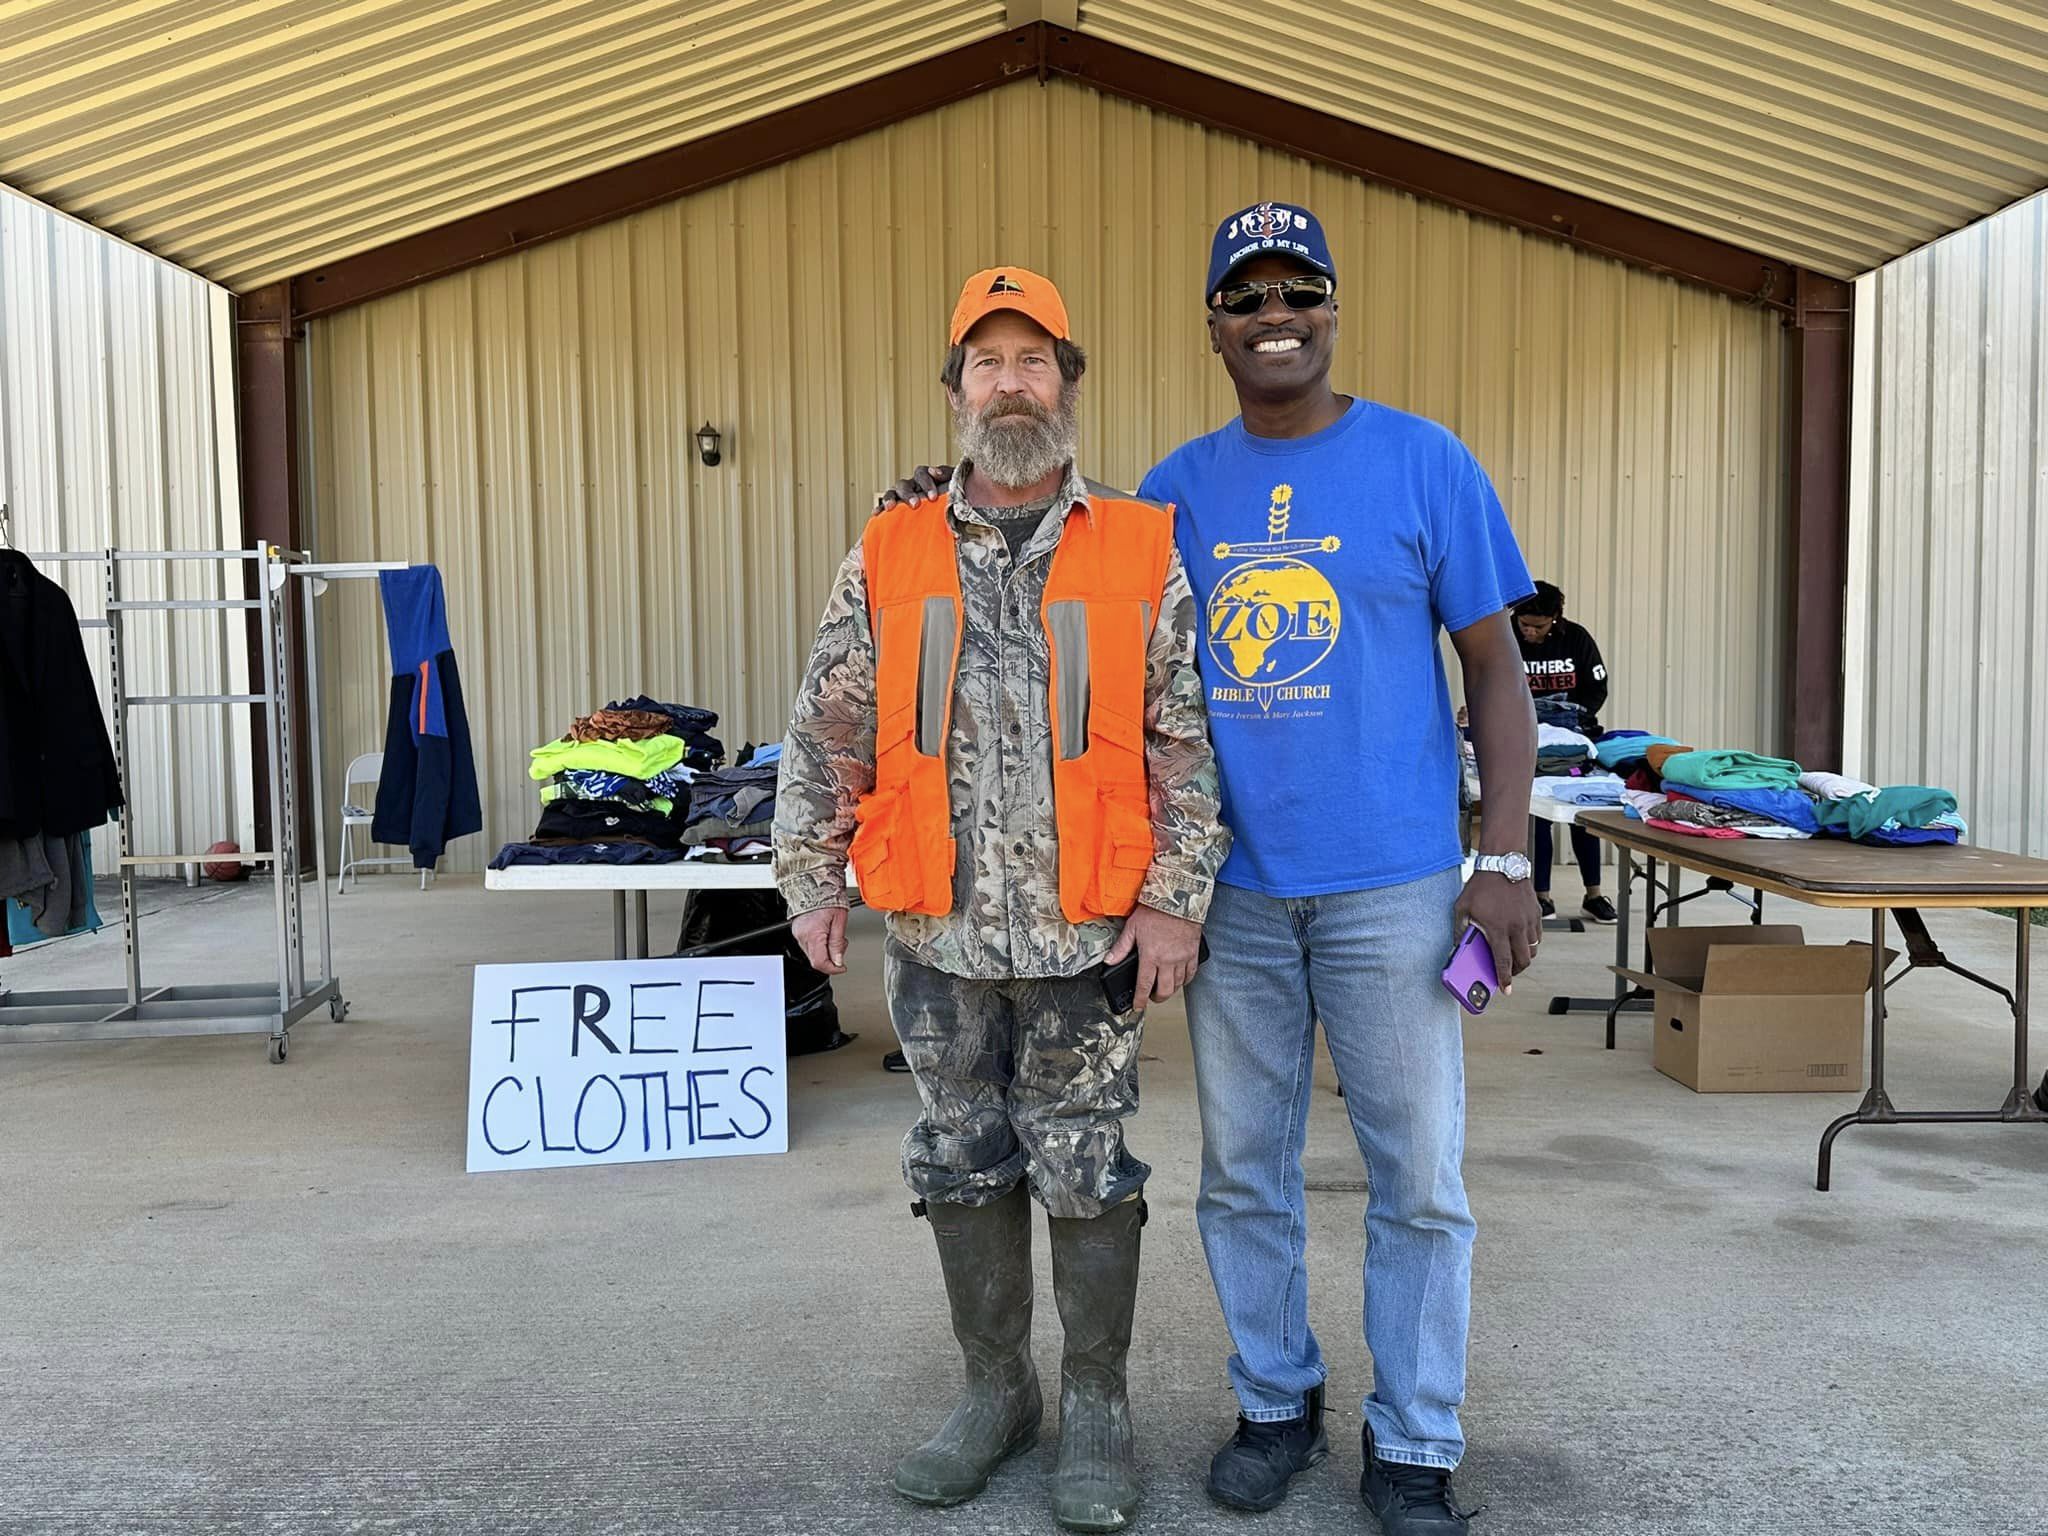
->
[[371, 565, 481, 870]]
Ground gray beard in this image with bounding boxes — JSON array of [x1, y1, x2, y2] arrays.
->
[[953, 393, 1079, 490]]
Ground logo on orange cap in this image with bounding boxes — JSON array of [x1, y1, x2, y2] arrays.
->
[[949, 265, 1070, 346]]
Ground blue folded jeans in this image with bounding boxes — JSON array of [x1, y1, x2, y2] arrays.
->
[[1186, 867, 1473, 1469]]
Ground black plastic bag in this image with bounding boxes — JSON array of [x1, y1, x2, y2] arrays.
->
[[673, 887, 854, 1056]]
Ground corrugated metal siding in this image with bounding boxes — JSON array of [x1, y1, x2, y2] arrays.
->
[[1083, 0, 2048, 277], [0, 182, 242, 874], [5, 2, 2044, 292], [0, 0, 1008, 292], [308, 78, 1789, 872], [1847, 189, 2047, 856]]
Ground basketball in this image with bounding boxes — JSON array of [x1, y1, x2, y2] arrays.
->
[[204, 840, 249, 882]]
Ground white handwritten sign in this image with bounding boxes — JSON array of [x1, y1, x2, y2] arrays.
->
[[466, 957, 787, 1173]]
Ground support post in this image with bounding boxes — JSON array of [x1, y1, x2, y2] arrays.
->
[[1786, 270, 1854, 770], [234, 282, 310, 862]]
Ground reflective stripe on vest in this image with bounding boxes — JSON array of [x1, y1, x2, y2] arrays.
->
[[854, 490, 1172, 922]]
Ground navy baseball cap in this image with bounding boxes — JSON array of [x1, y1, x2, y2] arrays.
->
[[1206, 201, 1336, 298]]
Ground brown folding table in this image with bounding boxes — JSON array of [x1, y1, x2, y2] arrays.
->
[[1574, 811, 2048, 1189]]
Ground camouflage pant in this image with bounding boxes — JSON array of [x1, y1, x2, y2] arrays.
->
[[886, 942, 1149, 1219]]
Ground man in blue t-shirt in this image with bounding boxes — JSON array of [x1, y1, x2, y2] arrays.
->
[[1141, 203, 1538, 1534], [873, 203, 1539, 1534]]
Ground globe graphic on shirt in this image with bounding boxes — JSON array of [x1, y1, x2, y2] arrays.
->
[[1205, 556, 1342, 688]]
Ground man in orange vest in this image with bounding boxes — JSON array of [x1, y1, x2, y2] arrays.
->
[[772, 266, 1227, 1532]]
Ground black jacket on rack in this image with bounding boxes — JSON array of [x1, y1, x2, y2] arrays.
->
[[0, 550, 124, 841]]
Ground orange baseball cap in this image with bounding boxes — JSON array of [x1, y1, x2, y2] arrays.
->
[[948, 265, 1071, 346]]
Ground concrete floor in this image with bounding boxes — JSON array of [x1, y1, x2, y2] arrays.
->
[[2, 870, 2045, 1536]]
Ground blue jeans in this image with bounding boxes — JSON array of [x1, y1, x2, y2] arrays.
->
[[1186, 868, 1474, 1469]]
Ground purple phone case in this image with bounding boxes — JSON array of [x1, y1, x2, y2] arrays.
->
[[1441, 925, 1499, 1016]]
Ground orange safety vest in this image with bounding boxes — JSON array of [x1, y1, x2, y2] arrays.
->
[[852, 489, 1173, 924]]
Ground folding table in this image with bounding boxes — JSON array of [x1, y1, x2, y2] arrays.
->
[[1575, 810, 2048, 1189]]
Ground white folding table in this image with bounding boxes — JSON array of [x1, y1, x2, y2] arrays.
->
[[485, 861, 775, 959], [484, 861, 856, 959]]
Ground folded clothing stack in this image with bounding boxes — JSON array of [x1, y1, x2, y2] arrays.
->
[[1626, 749, 1816, 840], [491, 698, 723, 869], [539, 763, 695, 815], [1592, 729, 1678, 774], [1536, 723, 1595, 773], [1532, 774, 1626, 807], [1533, 695, 1596, 737], [604, 695, 723, 770], [1658, 750, 1802, 792], [681, 744, 782, 858], [1619, 751, 1966, 847], [1799, 773, 1966, 846], [1623, 787, 1811, 841]]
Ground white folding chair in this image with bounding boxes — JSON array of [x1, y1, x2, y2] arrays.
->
[[337, 751, 429, 892]]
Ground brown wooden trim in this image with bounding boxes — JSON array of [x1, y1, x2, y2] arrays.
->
[[287, 21, 1799, 320], [1785, 269, 1854, 768], [1042, 29, 1796, 311], [291, 30, 1046, 319]]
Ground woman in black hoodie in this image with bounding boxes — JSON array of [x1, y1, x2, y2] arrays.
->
[[1514, 582, 1616, 924]]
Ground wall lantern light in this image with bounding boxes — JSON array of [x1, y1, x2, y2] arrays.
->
[[695, 421, 723, 467]]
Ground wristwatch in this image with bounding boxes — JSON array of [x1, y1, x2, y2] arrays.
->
[[1472, 852, 1532, 883]]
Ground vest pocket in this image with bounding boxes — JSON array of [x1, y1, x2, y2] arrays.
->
[[854, 705, 931, 911], [851, 780, 918, 912], [1085, 696, 1145, 760], [1093, 792, 1155, 915], [848, 793, 896, 908], [1081, 698, 1151, 915]]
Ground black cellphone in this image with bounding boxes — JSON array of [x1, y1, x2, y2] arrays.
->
[[1100, 935, 1211, 1014]]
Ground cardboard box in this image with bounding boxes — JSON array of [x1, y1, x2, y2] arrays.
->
[[1611, 925, 1879, 1094]]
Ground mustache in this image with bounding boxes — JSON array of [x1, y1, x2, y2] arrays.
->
[[980, 394, 1052, 423]]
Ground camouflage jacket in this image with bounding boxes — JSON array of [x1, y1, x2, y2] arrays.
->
[[773, 464, 1227, 980]]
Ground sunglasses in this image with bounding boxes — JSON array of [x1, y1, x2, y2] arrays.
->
[[1211, 274, 1334, 316]]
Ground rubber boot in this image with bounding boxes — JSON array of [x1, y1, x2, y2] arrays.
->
[[1046, 1197, 1144, 1532], [893, 1186, 1043, 1506]]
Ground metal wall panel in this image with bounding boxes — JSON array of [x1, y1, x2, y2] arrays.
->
[[0, 0, 1009, 291], [308, 78, 1789, 872], [6, 3, 2046, 290], [1082, 0, 2048, 278], [0, 182, 241, 874], [1847, 189, 2048, 856]]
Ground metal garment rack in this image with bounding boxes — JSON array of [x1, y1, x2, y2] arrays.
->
[[0, 546, 402, 1062]]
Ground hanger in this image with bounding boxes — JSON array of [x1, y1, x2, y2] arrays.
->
[[0, 506, 31, 592]]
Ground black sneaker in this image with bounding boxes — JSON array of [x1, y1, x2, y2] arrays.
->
[[1536, 895, 1556, 919], [1581, 895, 1619, 925], [1360, 1424, 1476, 1533], [1206, 1384, 1328, 1511]]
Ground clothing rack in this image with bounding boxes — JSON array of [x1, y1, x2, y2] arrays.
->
[[0, 545, 404, 1062]]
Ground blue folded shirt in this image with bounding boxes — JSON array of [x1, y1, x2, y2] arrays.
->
[[1594, 733, 1677, 769], [1668, 784, 1821, 835]]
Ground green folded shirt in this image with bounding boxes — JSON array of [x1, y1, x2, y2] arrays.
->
[[1657, 749, 1803, 792], [1812, 785, 1957, 841], [529, 734, 686, 782]]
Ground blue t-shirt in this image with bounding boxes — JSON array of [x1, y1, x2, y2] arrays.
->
[[1139, 398, 1532, 897]]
